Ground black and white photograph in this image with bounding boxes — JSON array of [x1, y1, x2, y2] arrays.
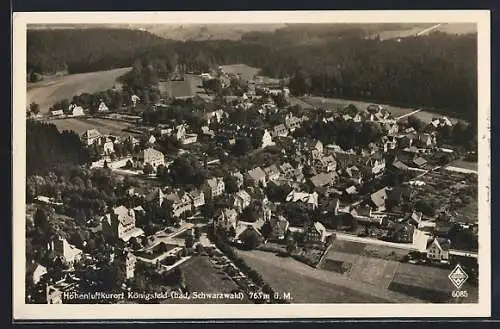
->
[[12, 10, 491, 319]]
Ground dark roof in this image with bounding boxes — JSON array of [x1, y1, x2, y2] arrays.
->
[[413, 157, 428, 167], [392, 160, 409, 170]]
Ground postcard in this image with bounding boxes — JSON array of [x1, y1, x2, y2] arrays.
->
[[12, 10, 491, 320]]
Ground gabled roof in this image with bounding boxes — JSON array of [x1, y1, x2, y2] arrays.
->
[[413, 157, 428, 167], [263, 164, 280, 177], [309, 172, 334, 188], [427, 237, 451, 251], [247, 167, 266, 181], [370, 188, 388, 209]]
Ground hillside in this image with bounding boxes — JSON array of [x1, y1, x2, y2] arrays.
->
[[27, 67, 131, 113]]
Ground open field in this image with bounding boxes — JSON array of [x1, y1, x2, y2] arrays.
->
[[300, 96, 463, 124], [221, 64, 261, 82], [238, 250, 422, 303], [47, 117, 136, 137], [172, 256, 249, 304], [27, 67, 131, 113]]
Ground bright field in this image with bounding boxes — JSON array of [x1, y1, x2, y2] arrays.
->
[[27, 67, 131, 113], [48, 117, 136, 137], [220, 64, 261, 82]]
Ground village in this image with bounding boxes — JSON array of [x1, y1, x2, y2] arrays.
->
[[26, 64, 479, 305]]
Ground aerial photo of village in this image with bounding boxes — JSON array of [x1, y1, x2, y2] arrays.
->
[[24, 22, 479, 305]]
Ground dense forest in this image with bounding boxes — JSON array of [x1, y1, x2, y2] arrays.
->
[[28, 27, 477, 121], [27, 28, 168, 77], [26, 120, 89, 175]]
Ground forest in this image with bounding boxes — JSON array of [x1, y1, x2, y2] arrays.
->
[[28, 27, 477, 121]]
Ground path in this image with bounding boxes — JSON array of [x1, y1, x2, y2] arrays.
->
[[395, 108, 423, 121], [416, 23, 443, 36]]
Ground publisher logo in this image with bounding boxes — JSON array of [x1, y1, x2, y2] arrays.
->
[[448, 264, 468, 289]]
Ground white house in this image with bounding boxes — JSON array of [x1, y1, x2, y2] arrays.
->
[[427, 237, 451, 262], [260, 129, 275, 148], [69, 104, 85, 117], [98, 101, 109, 112], [32, 263, 48, 284], [206, 177, 225, 199], [138, 147, 165, 169], [49, 236, 83, 267], [101, 206, 145, 242]]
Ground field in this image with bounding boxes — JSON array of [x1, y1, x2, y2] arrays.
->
[[238, 250, 422, 303], [300, 96, 462, 124], [48, 117, 136, 137], [447, 159, 478, 172], [220, 64, 261, 82], [172, 256, 250, 304], [27, 67, 131, 113]]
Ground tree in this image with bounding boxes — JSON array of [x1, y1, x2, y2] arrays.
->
[[194, 227, 201, 241], [407, 116, 427, 132], [286, 235, 297, 255], [29, 102, 40, 115], [241, 229, 261, 250], [228, 226, 237, 239], [261, 220, 273, 240], [185, 235, 195, 248], [224, 175, 239, 194], [414, 199, 436, 217], [232, 137, 253, 156], [143, 163, 154, 176], [289, 69, 311, 96]]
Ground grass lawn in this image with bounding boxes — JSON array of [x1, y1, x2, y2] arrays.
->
[[220, 64, 261, 82], [27, 67, 131, 113], [448, 159, 478, 171], [330, 239, 367, 255], [361, 245, 409, 262], [174, 256, 250, 304], [349, 257, 400, 289], [49, 117, 135, 137]]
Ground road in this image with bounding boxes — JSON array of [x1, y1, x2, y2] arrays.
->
[[395, 108, 423, 121]]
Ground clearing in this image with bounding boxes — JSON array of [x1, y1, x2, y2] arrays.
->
[[27, 67, 131, 113], [48, 117, 136, 137], [374, 23, 476, 41], [238, 250, 422, 303], [220, 64, 261, 82]]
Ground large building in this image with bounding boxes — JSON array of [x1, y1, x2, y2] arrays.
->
[[101, 206, 145, 242], [138, 147, 165, 169]]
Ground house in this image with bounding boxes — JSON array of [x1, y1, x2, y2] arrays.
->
[[272, 124, 288, 137], [263, 164, 280, 182], [368, 188, 389, 211], [49, 236, 82, 267], [32, 263, 47, 284], [50, 110, 64, 117], [386, 185, 414, 205], [126, 135, 140, 147], [138, 148, 165, 169], [416, 133, 437, 148], [343, 165, 363, 185], [233, 190, 252, 212], [365, 153, 386, 176], [115, 251, 137, 279], [269, 215, 289, 240], [176, 124, 198, 145], [306, 140, 324, 159], [81, 129, 102, 146], [412, 156, 428, 168], [401, 211, 423, 228], [285, 190, 319, 209], [166, 192, 193, 217], [98, 101, 109, 112], [388, 223, 415, 243], [214, 208, 238, 231], [103, 139, 115, 155], [260, 129, 275, 148], [232, 171, 244, 189], [313, 155, 337, 173], [309, 172, 336, 189], [429, 117, 453, 129], [206, 177, 225, 199], [188, 189, 205, 209], [236, 225, 264, 245], [69, 104, 84, 117], [148, 135, 157, 145], [246, 167, 267, 187], [427, 237, 451, 261], [391, 160, 409, 172], [101, 205, 145, 242], [284, 113, 302, 131], [304, 221, 327, 243]]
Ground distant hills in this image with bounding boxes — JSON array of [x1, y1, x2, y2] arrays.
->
[[28, 22, 476, 42]]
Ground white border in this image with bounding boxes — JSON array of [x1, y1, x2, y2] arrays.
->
[[12, 10, 491, 320]]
